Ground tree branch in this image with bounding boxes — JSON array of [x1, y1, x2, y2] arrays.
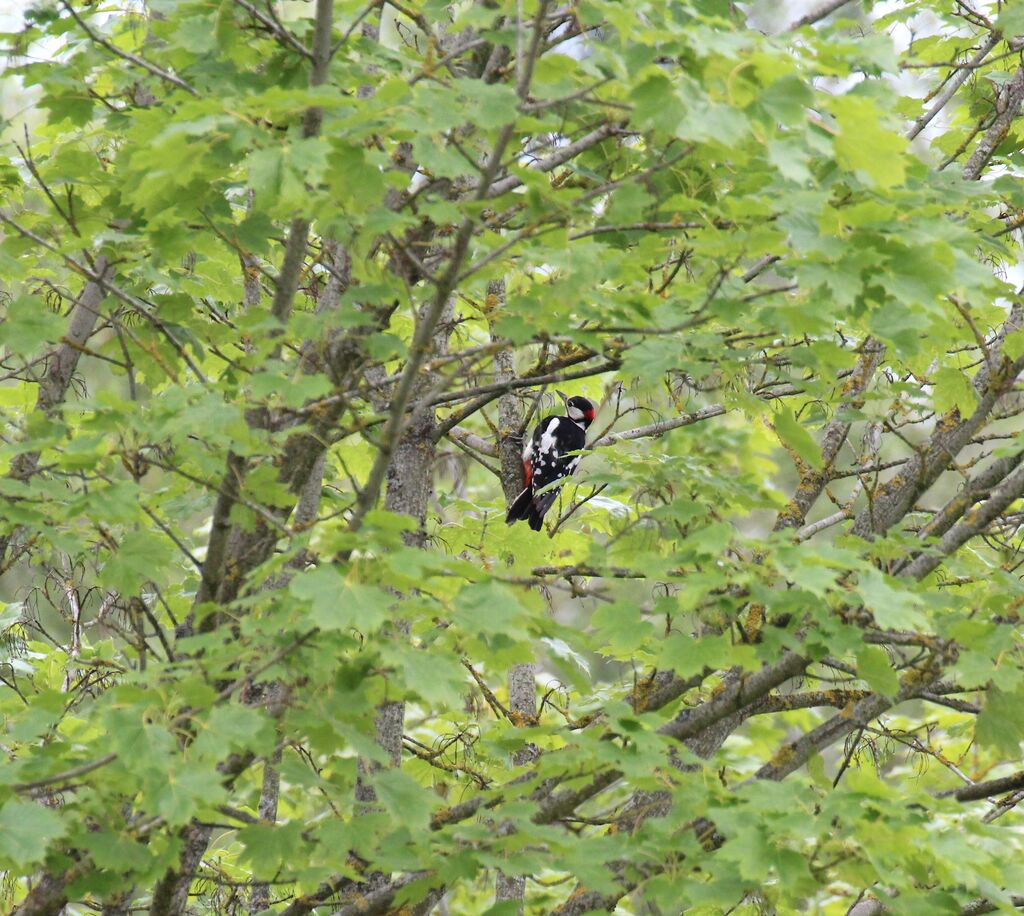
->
[[484, 122, 621, 198], [13, 752, 118, 792], [851, 354, 1024, 537], [658, 651, 809, 743], [907, 32, 1002, 140], [786, 0, 858, 31], [59, 0, 198, 95], [775, 339, 883, 531], [962, 64, 1024, 180], [0, 256, 111, 566], [232, 0, 313, 57], [954, 770, 1024, 802], [752, 661, 945, 782]]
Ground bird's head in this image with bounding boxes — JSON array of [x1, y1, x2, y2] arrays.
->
[[557, 391, 597, 428]]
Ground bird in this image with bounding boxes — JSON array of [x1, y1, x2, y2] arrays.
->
[[506, 392, 596, 531]]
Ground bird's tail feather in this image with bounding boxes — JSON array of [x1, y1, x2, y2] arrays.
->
[[528, 489, 560, 531], [506, 486, 533, 524]]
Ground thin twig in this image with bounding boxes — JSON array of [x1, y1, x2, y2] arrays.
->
[[60, 0, 198, 95], [786, 0, 857, 31], [232, 0, 312, 57], [13, 752, 119, 792]]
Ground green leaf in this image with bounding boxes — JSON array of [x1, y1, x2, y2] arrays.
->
[[154, 765, 227, 826], [239, 821, 307, 875], [773, 407, 824, 470], [856, 645, 899, 697], [289, 567, 391, 633], [976, 688, 1024, 757], [0, 297, 65, 355], [372, 769, 435, 831], [0, 799, 66, 867], [629, 71, 685, 130], [458, 81, 519, 129], [192, 704, 275, 760], [996, 7, 1024, 33], [832, 95, 908, 188], [932, 366, 977, 415], [857, 569, 928, 631]]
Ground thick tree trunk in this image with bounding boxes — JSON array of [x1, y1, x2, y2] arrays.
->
[[357, 299, 454, 805], [489, 281, 534, 910], [487, 280, 526, 504], [148, 824, 213, 916], [12, 872, 70, 916], [494, 662, 538, 910], [248, 745, 282, 914], [101, 892, 134, 916], [251, 445, 326, 913]]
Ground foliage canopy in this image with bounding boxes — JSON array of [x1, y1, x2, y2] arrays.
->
[[3, 0, 1024, 913]]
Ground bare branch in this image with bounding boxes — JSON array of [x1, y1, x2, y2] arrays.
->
[[954, 769, 1024, 802], [962, 65, 1024, 180], [13, 752, 118, 792], [900, 460, 1024, 579], [268, 0, 336, 329], [484, 122, 621, 198], [786, 0, 857, 31], [232, 0, 313, 57], [59, 0, 198, 95], [907, 32, 1002, 140], [775, 339, 884, 531], [851, 354, 1024, 537], [0, 256, 111, 566], [752, 661, 945, 782], [0, 215, 208, 381], [659, 651, 809, 743]]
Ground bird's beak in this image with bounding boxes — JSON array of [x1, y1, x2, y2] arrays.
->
[[555, 389, 570, 402]]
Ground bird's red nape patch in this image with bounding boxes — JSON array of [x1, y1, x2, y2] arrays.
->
[[585, 407, 596, 421], [523, 459, 533, 486]]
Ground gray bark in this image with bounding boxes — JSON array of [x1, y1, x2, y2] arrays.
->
[[774, 339, 883, 531], [486, 279, 526, 503], [954, 769, 1024, 802], [102, 889, 135, 915], [786, 0, 857, 31], [267, 0, 333, 327], [12, 872, 70, 916], [901, 461, 1024, 579], [357, 299, 455, 806], [356, 701, 406, 805], [487, 281, 533, 909], [959, 901, 1020, 916], [248, 745, 283, 914], [907, 33, 1002, 141], [850, 355, 1023, 537], [752, 664, 943, 782], [659, 651, 809, 742], [383, 296, 455, 545], [0, 256, 111, 566], [847, 899, 887, 916], [250, 429, 326, 915], [962, 65, 1024, 181], [240, 188, 262, 312], [157, 4, 339, 908], [495, 662, 538, 910], [148, 824, 213, 916], [196, 238, 349, 620]]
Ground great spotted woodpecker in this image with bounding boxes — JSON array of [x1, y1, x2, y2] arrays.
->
[[506, 392, 596, 531]]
